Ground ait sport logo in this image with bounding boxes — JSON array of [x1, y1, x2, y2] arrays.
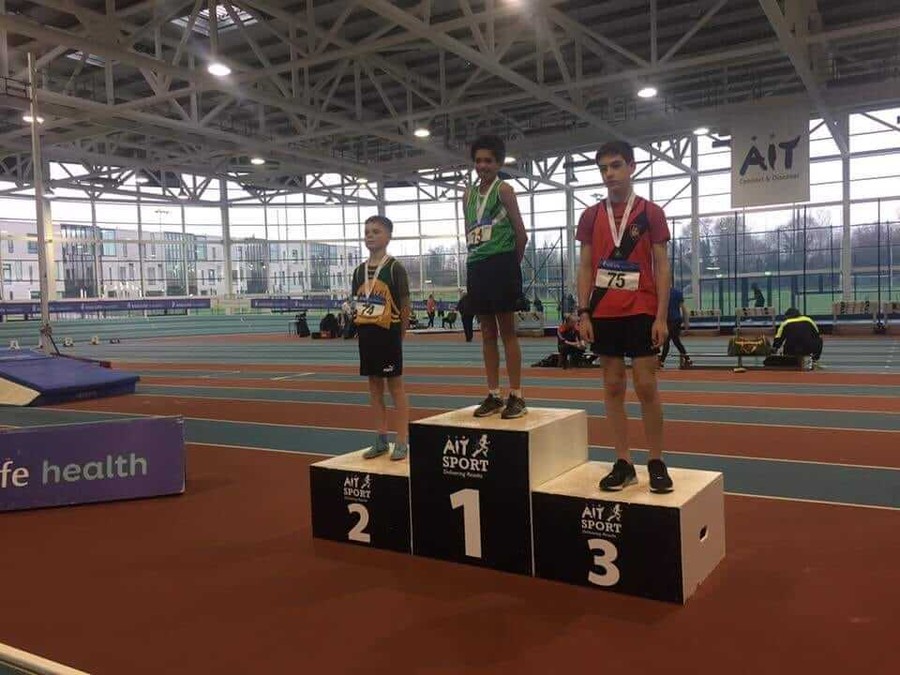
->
[[343, 473, 372, 502], [581, 501, 624, 538], [441, 433, 490, 478]]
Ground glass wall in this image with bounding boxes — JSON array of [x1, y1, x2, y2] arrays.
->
[[1, 106, 898, 319]]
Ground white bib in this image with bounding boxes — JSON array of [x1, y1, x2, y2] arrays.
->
[[466, 224, 493, 247], [356, 296, 386, 318], [595, 260, 640, 291]]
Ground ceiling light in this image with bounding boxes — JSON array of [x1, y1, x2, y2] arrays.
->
[[637, 86, 658, 99], [22, 114, 44, 124], [135, 174, 150, 184], [207, 62, 231, 77], [693, 126, 710, 136], [413, 127, 431, 138], [505, 156, 516, 164], [250, 157, 265, 165], [356, 177, 368, 184]]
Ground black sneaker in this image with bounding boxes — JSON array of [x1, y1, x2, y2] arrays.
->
[[599, 459, 637, 491], [473, 394, 504, 417], [648, 459, 674, 493], [500, 394, 528, 419]]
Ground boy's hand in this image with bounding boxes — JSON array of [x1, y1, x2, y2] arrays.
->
[[652, 318, 669, 348], [578, 312, 594, 343]]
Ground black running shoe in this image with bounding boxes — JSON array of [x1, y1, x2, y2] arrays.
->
[[500, 394, 528, 419], [648, 458, 674, 493], [473, 394, 504, 417], [599, 459, 637, 491]]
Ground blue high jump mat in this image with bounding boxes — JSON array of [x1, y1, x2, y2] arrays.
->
[[0, 349, 139, 406]]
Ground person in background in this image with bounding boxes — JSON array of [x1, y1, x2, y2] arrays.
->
[[533, 296, 544, 313], [773, 307, 823, 367], [751, 282, 766, 308], [659, 285, 692, 368], [457, 290, 475, 343], [426, 293, 436, 328], [557, 314, 586, 369]]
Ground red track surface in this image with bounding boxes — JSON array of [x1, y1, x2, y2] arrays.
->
[[1, 348, 896, 673], [0, 446, 894, 674]]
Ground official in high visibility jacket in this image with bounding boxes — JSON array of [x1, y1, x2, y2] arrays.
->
[[773, 308, 823, 362]]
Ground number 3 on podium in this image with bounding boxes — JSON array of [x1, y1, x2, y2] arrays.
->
[[587, 538, 620, 586], [450, 488, 482, 558]]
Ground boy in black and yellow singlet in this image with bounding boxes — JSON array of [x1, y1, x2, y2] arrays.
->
[[464, 135, 529, 419], [352, 215, 411, 461]]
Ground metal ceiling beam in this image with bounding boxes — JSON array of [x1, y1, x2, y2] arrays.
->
[[758, 0, 848, 156], [358, 0, 695, 175]]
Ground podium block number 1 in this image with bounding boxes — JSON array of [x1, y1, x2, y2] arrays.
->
[[450, 488, 482, 558]]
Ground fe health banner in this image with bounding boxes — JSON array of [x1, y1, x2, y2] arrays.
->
[[731, 104, 810, 208]]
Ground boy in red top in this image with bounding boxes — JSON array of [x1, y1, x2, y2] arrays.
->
[[576, 141, 674, 493]]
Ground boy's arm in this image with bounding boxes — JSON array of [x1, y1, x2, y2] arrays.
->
[[499, 183, 528, 263], [651, 243, 671, 347], [395, 263, 411, 340]]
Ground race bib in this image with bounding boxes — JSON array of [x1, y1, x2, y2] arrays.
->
[[356, 296, 386, 318], [595, 259, 640, 291], [466, 221, 493, 247]]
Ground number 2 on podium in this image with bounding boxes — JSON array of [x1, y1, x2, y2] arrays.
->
[[450, 488, 482, 558], [347, 503, 371, 543]]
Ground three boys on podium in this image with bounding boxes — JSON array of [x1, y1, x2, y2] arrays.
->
[[354, 138, 676, 494]]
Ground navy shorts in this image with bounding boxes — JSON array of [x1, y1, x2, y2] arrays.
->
[[358, 325, 403, 378], [591, 314, 657, 359], [466, 251, 523, 315]]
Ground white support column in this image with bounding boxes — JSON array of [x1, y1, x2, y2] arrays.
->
[[28, 53, 54, 351], [136, 184, 145, 297], [90, 195, 101, 297], [180, 203, 188, 294], [565, 186, 576, 308], [841, 131, 852, 300], [690, 136, 701, 304], [220, 179, 233, 298]]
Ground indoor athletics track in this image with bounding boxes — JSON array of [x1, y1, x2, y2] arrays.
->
[[0, 326, 897, 674]]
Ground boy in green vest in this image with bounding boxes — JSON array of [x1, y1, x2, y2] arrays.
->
[[352, 215, 411, 460], [463, 136, 529, 419]]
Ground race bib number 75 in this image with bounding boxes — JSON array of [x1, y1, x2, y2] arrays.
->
[[595, 260, 640, 291]]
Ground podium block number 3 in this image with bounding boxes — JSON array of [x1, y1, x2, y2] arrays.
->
[[450, 488, 482, 558], [347, 503, 371, 544], [587, 538, 620, 587]]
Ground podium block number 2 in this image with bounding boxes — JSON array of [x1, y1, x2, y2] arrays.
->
[[347, 503, 371, 544], [450, 488, 482, 558]]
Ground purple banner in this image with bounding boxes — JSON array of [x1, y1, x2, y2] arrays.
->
[[0, 298, 210, 316], [0, 416, 186, 512]]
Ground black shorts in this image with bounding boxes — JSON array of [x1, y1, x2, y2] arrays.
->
[[592, 314, 657, 359], [466, 250, 523, 315], [358, 325, 403, 378]]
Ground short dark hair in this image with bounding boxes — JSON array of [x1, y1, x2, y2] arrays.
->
[[470, 135, 506, 165], [785, 307, 801, 318], [365, 214, 393, 233], [595, 141, 635, 165]]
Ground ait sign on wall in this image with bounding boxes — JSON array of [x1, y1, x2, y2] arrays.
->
[[731, 105, 810, 208]]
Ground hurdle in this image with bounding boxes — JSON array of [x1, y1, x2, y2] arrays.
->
[[735, 306, 776, 333], [833, 300, 877, 334]]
